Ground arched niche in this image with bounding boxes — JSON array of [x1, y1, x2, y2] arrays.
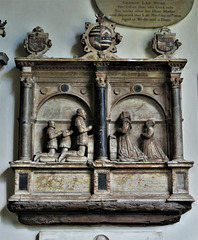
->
[[109, 94, 168, 155], [33, 94, 93, 154], [37, 94, 92, 121]]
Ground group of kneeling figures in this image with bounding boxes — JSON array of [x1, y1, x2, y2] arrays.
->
[[37, 108, 168, 162]]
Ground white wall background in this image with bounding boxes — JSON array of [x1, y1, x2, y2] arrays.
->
[[0, 0, 197, 239]]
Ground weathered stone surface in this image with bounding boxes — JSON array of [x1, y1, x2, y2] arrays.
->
[[8, 201, 191, 225], [34, 172, 91, 193]]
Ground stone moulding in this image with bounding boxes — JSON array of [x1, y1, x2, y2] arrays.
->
[[8, 57, 194, 225], [8, 200, 191, 226]]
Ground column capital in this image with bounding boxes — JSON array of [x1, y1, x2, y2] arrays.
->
[[21, 77, 35, 88], [170, 70, 183, 88], [170, 77, 183, 88], [95, 72, 107, 87]]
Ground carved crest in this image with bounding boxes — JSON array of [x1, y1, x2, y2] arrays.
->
[[24, 26, 52, 57], [81, 14, 122, 59], [152, 26, 182, 58]]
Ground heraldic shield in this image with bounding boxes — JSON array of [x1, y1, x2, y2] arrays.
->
[[152, 26, 181, 58], [24, 26, 52, 57]]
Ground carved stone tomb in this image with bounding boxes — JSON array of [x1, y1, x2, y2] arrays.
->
[[8, 21, 194, 225]]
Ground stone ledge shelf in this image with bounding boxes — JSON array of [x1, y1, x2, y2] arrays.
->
[[8, 161, 194, 225], [8, 200, 191, 226]]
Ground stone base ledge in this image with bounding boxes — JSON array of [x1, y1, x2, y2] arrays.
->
[[7, 200, 192, 225]]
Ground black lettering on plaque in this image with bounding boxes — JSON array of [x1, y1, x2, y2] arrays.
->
[[98, 173, 107, 190], [19, 173, 28, 191]]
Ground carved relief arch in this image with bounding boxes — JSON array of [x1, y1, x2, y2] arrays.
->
[[36, 93, 93, 121], [108, 93, 168, 154], [109, 93, 167, 121], [33, 93, 93, 154]]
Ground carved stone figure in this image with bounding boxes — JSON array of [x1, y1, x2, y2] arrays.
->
[[47, 120, 62, 156], [141, 119, 168, 161], [34, 120, 62, 162], [74, 108, 92, 156], [58, 129, 73, 162], [117, 111, 146, 162]]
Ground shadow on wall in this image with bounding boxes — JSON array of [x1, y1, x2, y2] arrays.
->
[[145, 38, 157, 58], [1, 67, 20, 161], [0, 46, 23, 225], [15, 41, 29, 58], [0, 168, 19, 226], [71, 33, 86, 58]]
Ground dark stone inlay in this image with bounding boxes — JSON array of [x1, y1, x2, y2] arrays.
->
[[60, 84, 69, 92], [133, 84, 143, 93], [98, 173, 107, 190], [19, 173, 28, 191]]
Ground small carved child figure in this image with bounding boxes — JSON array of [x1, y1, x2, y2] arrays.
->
[[117, 111, 146, 162], [58, 129, 73, 162], [141, 119, 168, 161], [47, 120, 62, 156]]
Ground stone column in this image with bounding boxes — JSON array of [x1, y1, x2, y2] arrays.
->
[[170, 67, 184, 161], [19, 76, 34, 161], [94, 63, 109, 161]]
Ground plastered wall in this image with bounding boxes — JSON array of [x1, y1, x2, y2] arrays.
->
[[0, 0, 198, 240]]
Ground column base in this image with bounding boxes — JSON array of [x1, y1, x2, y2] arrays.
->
[[167, 193, 194, 202]]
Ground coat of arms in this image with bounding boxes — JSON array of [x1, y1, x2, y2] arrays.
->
[[24, 26, 52, 57], [152, 27, 181, 58], [81, 14, 122, 59]]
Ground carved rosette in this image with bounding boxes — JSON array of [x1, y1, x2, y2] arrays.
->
[[24, 26, 52, 57], [152, 26, 182, 58], [21, 77, 35, 88], [81, 14, 122, 59]]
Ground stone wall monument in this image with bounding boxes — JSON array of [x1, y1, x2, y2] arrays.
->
[[8, 16, 194, 225]]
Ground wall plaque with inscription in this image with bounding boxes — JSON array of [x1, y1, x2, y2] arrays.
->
[[95, 0, 194, 28]]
